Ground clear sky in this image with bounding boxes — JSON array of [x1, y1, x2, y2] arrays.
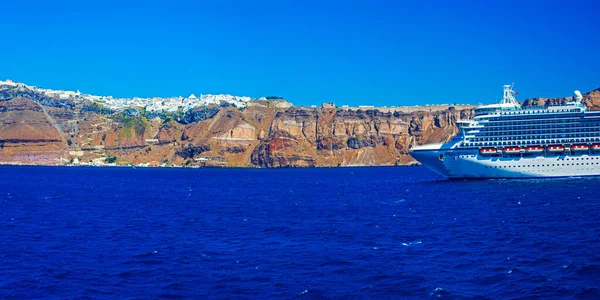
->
[[0, 0, 598, 106]]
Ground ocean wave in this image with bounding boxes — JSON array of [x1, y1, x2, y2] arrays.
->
[[402, 240, 422, 247]]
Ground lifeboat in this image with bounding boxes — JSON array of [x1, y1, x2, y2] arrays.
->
[[525, 146, 544, 153], [591, 144, 600, 151], [503, 147, 521, 154], [547, 145, 565, 152], [572, 144, 589, 151], [479, 148, 497, 155]]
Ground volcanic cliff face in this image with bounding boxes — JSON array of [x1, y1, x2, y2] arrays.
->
[[0, 97, 67, 164], [521, 88, 600, 109], [1, 86, 598, 167], [245, 107, 473, 167]]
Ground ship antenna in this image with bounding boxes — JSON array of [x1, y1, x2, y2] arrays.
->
[[502, 83, 520, 107]]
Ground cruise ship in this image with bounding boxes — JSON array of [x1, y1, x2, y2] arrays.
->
[[409, 85, 600, 179]]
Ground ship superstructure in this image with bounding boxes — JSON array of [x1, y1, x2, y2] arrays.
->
[[410, 85, 600, 178]]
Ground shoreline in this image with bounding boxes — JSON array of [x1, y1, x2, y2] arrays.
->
[[0, 162, 421, 169]]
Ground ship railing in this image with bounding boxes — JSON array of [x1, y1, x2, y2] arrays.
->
[[521, 106, 546, 110]]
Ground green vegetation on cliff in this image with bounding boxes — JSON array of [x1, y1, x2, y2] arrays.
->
[[82, 101, 113, 114], [116, 115, 150, 138]]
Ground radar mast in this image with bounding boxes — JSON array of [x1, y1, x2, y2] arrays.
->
[[501, 84, 520, 106]]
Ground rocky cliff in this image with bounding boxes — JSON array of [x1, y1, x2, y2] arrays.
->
[[521, 88, 600, 109], [0, 97, 68, 164], [1, 87, 598, 167]]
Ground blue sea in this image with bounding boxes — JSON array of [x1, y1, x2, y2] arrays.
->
[[1, 166, 600, 299]]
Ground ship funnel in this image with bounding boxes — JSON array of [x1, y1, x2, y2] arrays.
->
[[574, 90, 583, 102]]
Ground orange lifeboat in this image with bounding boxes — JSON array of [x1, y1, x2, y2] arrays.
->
[[479, 148, 497, 155], [547, 145, 565, 152], [572, 144, 589, 151], [525, 146, 544, 153], [591, 144, 600, 151], [503, 146, 521, 154]]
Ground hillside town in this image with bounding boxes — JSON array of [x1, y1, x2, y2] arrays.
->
[[0, 79, 255, 112], [1, 79, 475, 113]]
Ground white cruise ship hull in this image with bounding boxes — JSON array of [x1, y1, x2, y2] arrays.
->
[[410, 146, 600, 179], [409, 85, 600, 179]]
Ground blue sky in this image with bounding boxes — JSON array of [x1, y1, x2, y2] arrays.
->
[[0, 0, 598, 106]]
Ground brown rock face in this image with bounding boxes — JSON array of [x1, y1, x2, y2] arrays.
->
[[0, 96, 474, 167], [245, 106, 472, 167], [0, 97, 68, 164], [521, 88, 600, 109], [251, 131, 317, 167], [583, 88, 600, 110]]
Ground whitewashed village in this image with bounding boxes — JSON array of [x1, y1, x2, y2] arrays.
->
[[0, 79, 470, 113], [0, 79, 260, 112]]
